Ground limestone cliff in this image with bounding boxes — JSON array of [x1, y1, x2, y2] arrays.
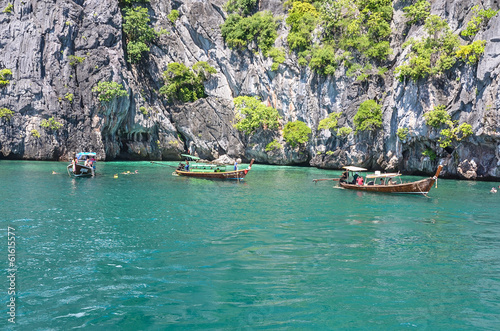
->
[[0, 0, 499, 179]]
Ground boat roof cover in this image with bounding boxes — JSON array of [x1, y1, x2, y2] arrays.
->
[[76, 152, 96, 157], [181, 154, 200, 160], [366, 173, 401, 179], [342, 166, 368, 172]]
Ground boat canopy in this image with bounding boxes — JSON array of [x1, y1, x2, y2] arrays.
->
[[76, 152, 96, 159], [181, 154, 200, 160], [366, 173, 401, 179], [342, 166, 368, 172]]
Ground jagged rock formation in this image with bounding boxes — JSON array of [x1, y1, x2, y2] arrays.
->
[[0, 0, 499, 179]]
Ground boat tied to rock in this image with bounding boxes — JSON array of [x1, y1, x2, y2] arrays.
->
[[67, 152, 96, 177]]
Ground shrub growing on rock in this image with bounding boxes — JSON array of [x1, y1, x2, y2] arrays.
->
[[40, 117, 63, 131], [283, 121, 311, 147], [0, 107, 14, 119], [92, 81, 128, 103], [423, 105, 450, 128], [318, 112, 341, 131], [159, 61, 216, 103], [233, 96, 280, 134], [353, 100, 382, 132], [0, 69, 12, 87]]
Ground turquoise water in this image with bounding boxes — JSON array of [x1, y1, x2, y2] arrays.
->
[[1, 160, 500, 330]]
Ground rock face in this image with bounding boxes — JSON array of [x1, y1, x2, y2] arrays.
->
[[0, 0, 499, 179]]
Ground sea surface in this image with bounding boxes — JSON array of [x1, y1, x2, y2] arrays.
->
[[1, 160, 500, 330]]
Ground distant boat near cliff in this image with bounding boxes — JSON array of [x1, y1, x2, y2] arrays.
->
[[67, 152, 96, 177], [174, 155, 255, 180], [338, 165, 443, 195]]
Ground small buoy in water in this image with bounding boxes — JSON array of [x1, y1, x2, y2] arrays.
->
[[114, 174, 118, 178]]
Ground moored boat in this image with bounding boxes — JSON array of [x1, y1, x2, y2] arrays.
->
[[67, 152, 96, 177], [174, 155, 255, 180], [338, 165, 443, 195]]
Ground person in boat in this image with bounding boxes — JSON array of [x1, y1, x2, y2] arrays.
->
[[84, 156, 90, 167], [71, 154, 78, 172], [356, 176, 364, 185], [352, 172, 359, 184], [234, 160, 238, 171], [387, 178, 394, 185], [184, 160, 190, 172], [379, 178, 385, 185], [339, 171, 348, 183]]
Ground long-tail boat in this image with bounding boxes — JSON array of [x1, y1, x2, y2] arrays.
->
[[67, 152, 96, 177], [174, 155, 255, 180], [338, 165, 443, 194]]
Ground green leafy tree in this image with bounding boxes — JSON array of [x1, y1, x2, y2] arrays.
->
[[265, 139, 282, 152], [318, 112, 341, 131], [461, 6, 499, 37], [92, 81, 128, 103], [122, 7, 157, 63], [40, 117, 63, 130], [403, 0, 431, 25], [439, 122, 473, 148], [396, 127, 409, 141], [159, 61, 216, 103], [3, 3, 14, 13], [224, 0, 257, 16], [64, 93, 74, 103], [221, 11, 278, 55], [456, 40, 487, 64], [0, 107, 14, 119], [353, 100, 383, 132], [168, 9, 179, 23], [423, 105, 450, 128], [268, 47, 286, 71], [68, 55, 85, 66], [283, 120, 311, 147], [31, 129, 41, 138], [286, 1, 319, 62], [337, 126, 353, 137], [395, 15, 459, 81], [0, 68, 12, 87], [233, 96, 280, 134]]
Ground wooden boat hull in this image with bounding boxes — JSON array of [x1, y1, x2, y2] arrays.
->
[[67, 164, 94, 177], [175, 168, 250, 180], [340, 177, 436, 194], [175, 160, 254, 180], [339, 165, 442, 194]]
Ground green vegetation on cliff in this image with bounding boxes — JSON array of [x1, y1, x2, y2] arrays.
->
[[403, 0, 431, 25], [0, 107, 14, 119], [456, 40, 487, 64], [461, 5, 499, 38], [122, 6, 157, 63], [423, 105, 473, 148], [0, 68, 12, 87], [40, 117, 63, 131], [167, 10, 179, 23], [353, 100, 382, 132], [220, 11, 278, 56], [159, 62, 216, 103], [318, 112, 341, 131], [92, 81, 129, 103], [396, 15, 459, 81], [233, 96, 280, 134], [224, 0, 257, 16], [283, 121, 311, 147]]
